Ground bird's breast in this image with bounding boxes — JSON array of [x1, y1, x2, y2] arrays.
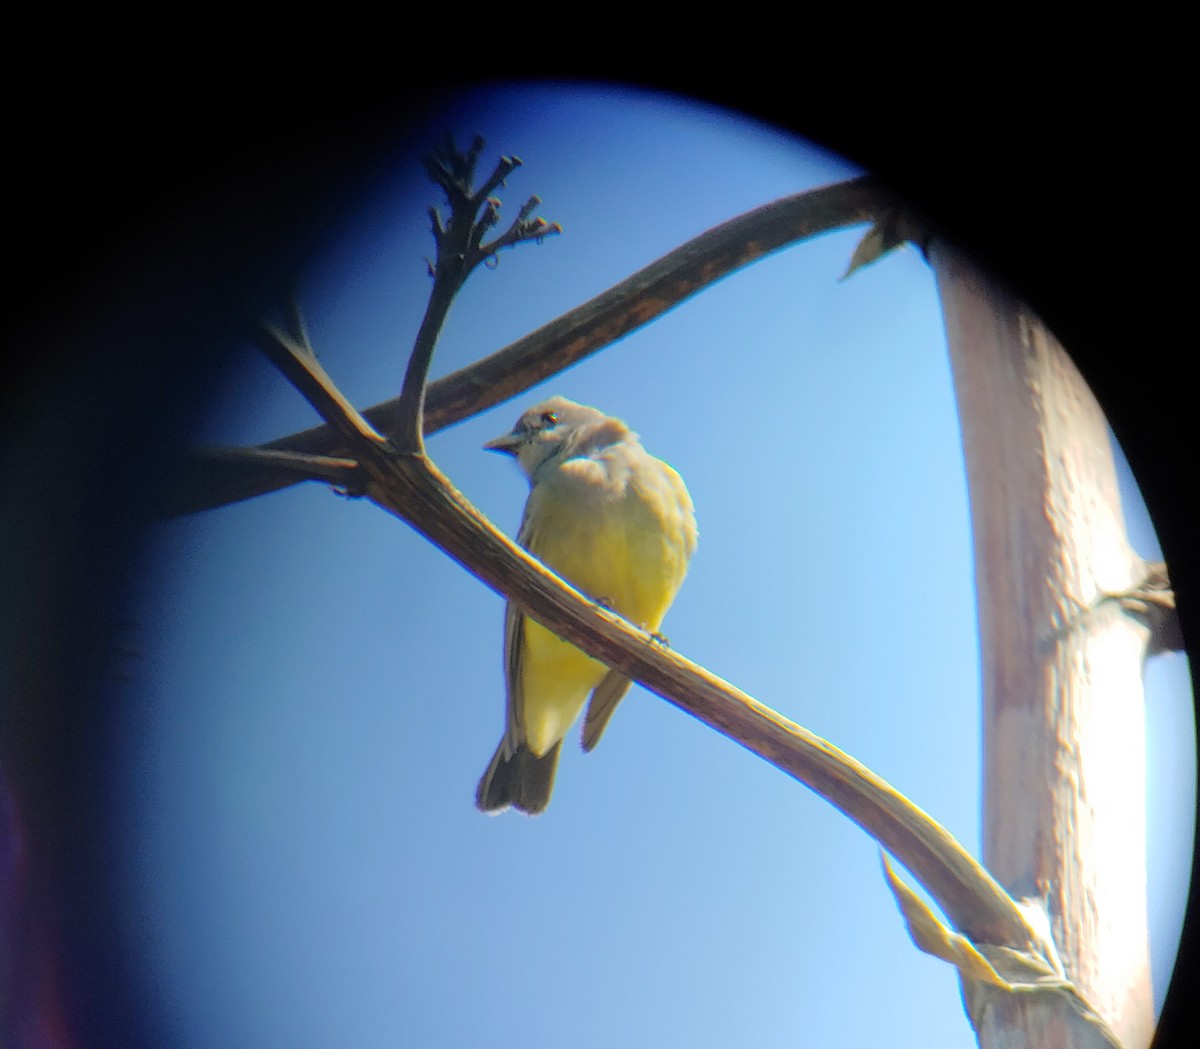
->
[[525, 455, 691, 631]]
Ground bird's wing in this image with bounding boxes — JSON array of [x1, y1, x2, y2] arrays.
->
[[501, 494, 545, 753], [581, 669, 634, 752], [502, 598, 526, 753]]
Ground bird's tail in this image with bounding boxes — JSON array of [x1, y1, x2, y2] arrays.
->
[[475, 739, 562, 815]]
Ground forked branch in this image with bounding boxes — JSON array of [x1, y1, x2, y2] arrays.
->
[[168, 176, 885, 516], [393, 135, 561, 453], [259, 316, 1046, 959]]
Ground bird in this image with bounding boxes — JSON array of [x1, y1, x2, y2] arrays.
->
[[475, 395, 697, 815]]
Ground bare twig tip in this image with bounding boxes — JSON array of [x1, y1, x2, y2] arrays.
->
[[518, 195, 541, 222]]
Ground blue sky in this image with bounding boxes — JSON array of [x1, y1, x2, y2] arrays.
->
[[109, 83, 1194, 1047]]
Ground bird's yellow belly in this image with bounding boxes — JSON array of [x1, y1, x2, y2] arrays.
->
[[534, 502, 681, 630], [521, 619, 608, 756], [518, 465, 690, 756]]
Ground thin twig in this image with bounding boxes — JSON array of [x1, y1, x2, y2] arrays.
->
[[157, 447, 367, 517], [394, 137, 560, 453], [202, 448, 363, 488], [254, 323, 392, 454]]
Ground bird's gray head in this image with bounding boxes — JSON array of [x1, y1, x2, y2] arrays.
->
[[484, 396, 632, 481]]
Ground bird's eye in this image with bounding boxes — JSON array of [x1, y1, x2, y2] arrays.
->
[[540, 411, 558, 428]]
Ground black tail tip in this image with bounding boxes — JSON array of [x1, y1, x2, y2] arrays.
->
[[475, 741, 560, 815]]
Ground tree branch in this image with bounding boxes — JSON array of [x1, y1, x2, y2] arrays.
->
[[259, 321, 1045, 958], [167, 175, 888, 516], [175, 447, 366, 500], [393, 136, 560, 454]]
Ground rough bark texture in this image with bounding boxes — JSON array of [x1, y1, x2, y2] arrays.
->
[[935, 243, 1154, 1048]]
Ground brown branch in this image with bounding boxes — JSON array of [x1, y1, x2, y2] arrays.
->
[[164, 447, 366, 507], [168, 175, 889, 516], [394, 137, 560, 453], [260, 321, 1042, 956], [254, 323, 392, 454]]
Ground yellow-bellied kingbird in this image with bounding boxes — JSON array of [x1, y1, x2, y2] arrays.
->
[[476, 396, 697, 815]]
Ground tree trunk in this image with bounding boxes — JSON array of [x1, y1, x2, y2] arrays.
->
[[934, 243, 1154, 1048]]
